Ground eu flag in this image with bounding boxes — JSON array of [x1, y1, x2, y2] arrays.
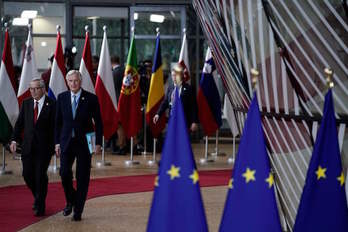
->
[[219, 94, 282, 232], [147, 88, 208, 232], [293, 89, 348, 232]]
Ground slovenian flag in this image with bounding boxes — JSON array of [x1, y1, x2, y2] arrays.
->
[[0, 28, 19, 143], [48, 27, 67, 100], [95, 27, 118, 140], [197, 47, 222, 136]]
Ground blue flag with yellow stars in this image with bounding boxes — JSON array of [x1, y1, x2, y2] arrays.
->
[[219, 93, 282, 232], [293, 89, 348, 232], [146, 87, 208, 232]]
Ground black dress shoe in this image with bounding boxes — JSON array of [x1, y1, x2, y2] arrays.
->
[[72, 214, 81, 221], [34, 209, 45, 217], [63, 203, 73, 216]]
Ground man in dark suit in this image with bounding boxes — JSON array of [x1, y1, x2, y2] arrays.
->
[[10, 78, 55, 216], [110, 55, 126, 154], [153, 64, 198, 132], [55, 70, 103, 221]]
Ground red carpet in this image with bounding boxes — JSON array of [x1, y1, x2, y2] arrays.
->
[[0, 169, 230, 232]]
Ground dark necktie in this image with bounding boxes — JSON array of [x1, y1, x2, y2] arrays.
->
[[33, 101, 38, 124]]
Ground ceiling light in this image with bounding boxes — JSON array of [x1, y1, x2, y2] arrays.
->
[[41, 41, 47, 47], [134, 13, 138, 20], [12, 18, 29, 26], [150, 14, 165, 23], [21, 10, 38, 19]]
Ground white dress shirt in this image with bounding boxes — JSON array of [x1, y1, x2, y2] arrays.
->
[[34, 95, 45, 118]]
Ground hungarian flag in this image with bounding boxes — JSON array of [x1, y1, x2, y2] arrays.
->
[[197, 48, 222, 136], [48, 28, 67, 100], [146, 33, 166, 138], [18, 28, 39, 107], [0, 29, 19, 143], [178, 31, 190, 83], [117, 35, 142, 138], [80, 30, 95, 94], [95, 28, 118, 140]]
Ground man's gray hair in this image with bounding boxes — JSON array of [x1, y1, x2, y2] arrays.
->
[[66, 70, 82, 80], [30, 78, 45, 89]]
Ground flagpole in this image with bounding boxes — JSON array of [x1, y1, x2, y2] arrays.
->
[[142, 103, 150, 156], [96, 136, 111, 167], [147, 138, 157, 166], [200, 136, 214, 164], [0, 144, 12, 175], [227, 135, 236, 164], [210, 130, 226, 157], [125, 136, 140, 166]]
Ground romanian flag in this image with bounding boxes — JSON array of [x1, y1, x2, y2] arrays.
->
[[117, 35, 142, 138], [197, 48, 222, 136], [146, 33, 166, 138]]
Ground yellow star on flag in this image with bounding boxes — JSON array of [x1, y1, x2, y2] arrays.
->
[[154, 176, 159, 187], [337, 172, 345, 186], [242, 167, 256, 183], [228, 178, 234, 189], [265, 173, 274, 188], [167, 165, 180, 180], [315, 166, 327, 180], [189, 170, 199, 184]]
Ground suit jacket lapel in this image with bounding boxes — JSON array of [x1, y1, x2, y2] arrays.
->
[[66, 92, 74, 120], [28, 98, 34, 126]]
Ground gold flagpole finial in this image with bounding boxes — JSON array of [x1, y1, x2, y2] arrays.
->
[[251, 68, 259, 90], [324, 68, 334, 89]]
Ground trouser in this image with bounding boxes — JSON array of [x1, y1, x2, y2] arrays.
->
[[22, 145, 51, 211], [60, 138, 91, 215]]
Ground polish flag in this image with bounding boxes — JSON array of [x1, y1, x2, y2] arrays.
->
[[79, 29, 95, 94], [178, 29, 190, 83], [17, 26, 39, 107], [95, 27, 118, 139], [48, 27, 67, 100]]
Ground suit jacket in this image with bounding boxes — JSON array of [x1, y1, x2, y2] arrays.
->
[[112, 65, 125, 103], [55, 89, 103, 153], [12, 96, 56, 157], [157, 83, 198, 127]]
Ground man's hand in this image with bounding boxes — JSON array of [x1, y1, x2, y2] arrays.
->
[[95, 145, 101, 155], [10, 141, 16, 153], [190, 123, 198, 132], [55, 144, 61, 157], [153, 114, 159, 124]]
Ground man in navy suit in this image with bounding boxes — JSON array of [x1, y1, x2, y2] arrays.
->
[[10, 78, 55, 216], [55, 70, 103, 221], [153, 64, 198, 132]]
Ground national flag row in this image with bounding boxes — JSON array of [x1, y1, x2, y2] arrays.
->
[[147, 78, 348, 231], [0, 25, 227, 145]]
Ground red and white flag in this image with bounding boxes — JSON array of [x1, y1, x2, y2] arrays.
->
[[95, 28, 118, 139], [79, 30, 95, 94], [0, 28, 19, 142], [48, 27, 67, 99], [17, 27, 39, 106], [178, 30, 190, 83]]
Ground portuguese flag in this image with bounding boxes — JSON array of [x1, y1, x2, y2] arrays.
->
[[0, 29, 19, 143], [146, 33, 166, 138], [117, 35, 142, 138]]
